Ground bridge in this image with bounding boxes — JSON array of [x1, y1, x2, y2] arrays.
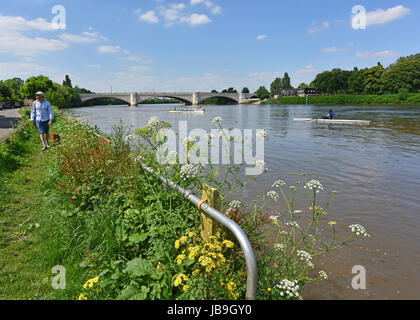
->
[[79, 92, 254, 106]]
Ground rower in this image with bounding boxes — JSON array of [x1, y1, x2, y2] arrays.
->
[[323, 109, 334, 119]]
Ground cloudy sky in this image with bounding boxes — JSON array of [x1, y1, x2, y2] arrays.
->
[[0, 0, 419, 92]]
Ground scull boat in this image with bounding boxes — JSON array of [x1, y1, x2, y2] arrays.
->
[[293, 118, 370, 125]]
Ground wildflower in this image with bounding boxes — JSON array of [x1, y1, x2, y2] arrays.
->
[[125, 134, 135, 143], [269, 215, 279, 222], [319, 270, 328, 280], [256, 130, 269, 140], [176, 254, 186, 264], [349, 224, 370, 238], [275, 279, 300, 298], [83, 276, 99, 290], [328, 221, 337, 226], [286, 221, 300, 229], [222, 240, 235, 248], [272, 180, 286, 188], [147, 116, 161, 127], [188, 246, 201, 260], [267, 191, 279, 201], [255, 160, 267, 171], [173, 274, 188, 287], [76, 293, 87, 300], [174, 240, 180, 249], [180, 164, 199, 180], [192, 269, 200, 276], [212, 117, 222, 126], [228, 200, 241, 209], [183, 284, 190, 292], [297, 250, 312, 264], [274, 243, 284, 251], [304, 180, 324, 193], [227, 282, 237, 292], [179, 236, 188, 245], [267, 287, 272, 292]]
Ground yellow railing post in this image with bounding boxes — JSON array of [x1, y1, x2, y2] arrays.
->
[[200, 184, 221, 241]]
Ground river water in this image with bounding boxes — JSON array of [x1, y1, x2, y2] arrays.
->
[[67, 104, 420, 300]]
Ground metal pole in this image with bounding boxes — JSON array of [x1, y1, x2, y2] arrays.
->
[[140, 164, 257, 300]]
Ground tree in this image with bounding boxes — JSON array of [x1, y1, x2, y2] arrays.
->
[[256, 86, 270, 100], [270, 78, 282, 95], [282, 72, 292, 90], [242, 87, 250, 93], [46, 83, 81, 108], [211, 89, 218, 93], [298, 83, 309, 89], [222, 87, 237, 93], [381, 56, 420, 93], [363, 62, 385, 94], [63, 74, 73, 88], [348, 67, 365, 94], [20, 75, 54, 99], [0, 81, 12, 100]]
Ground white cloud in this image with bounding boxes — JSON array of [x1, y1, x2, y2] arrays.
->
[[139, 10, 159, 23], [0, 15, 55, 32], [88, 64, 101, 69], [366, 5, 411, 26], [128, 65, 152, 72], [356, 50, 399, 59], [294, 65, 317, 74], [322, 46, 345, 53], [257, 35, 267, 40], [98, 45, 121, 53], [307, 21, 330, 34], [181, 13, 212, 26], [59, 33, 100, 43], [0, 62, 57, 79]]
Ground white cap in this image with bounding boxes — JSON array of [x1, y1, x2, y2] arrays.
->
[[35, 91, 45, 97]]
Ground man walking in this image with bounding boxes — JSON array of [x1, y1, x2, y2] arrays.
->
[[31, 91, 54, 151]]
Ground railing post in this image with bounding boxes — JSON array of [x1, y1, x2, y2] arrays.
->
[[200, 184, 221, 241]]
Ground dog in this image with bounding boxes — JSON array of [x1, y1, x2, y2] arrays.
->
[[50, 133, 61, 145]]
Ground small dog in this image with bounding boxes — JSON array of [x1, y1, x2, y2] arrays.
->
[[50, 133, 61, 145]]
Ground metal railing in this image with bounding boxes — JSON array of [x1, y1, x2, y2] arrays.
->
[[140, 163, 258, 300]]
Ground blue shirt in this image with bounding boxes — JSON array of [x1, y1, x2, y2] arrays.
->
[[31, 99, 54, 122], [329, 112, 334, 119]]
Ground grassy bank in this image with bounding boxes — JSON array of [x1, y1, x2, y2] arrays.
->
[[0, 110, 371, 300], [262, 93, 420, 106]]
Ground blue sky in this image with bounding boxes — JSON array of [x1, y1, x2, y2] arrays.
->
[[0, 0, 419, 92]]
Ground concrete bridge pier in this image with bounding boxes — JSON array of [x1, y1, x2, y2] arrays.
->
[[192, 92, 199, 106], [130, 93, 137, 107]]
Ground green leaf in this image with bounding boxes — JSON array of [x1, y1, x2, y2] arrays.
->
[[125, 258, 154, 277], [129, 232, 148, 244]]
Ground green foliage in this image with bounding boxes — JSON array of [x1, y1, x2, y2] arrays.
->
[[0, 80, 12, 101], [46, 84, 81, 108], [270, 78, 282, 95], [282, 72, 292, 90], [20, 75, 54, 99], [62, 74, 73, 88], [381, 56, 420, 94], [222, 87, 238, 93], [256, 86, 270, 100], [242, 87, 250, 93]]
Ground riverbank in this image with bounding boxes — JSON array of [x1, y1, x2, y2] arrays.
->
[[262, 93, 420, 106], [1, 108, 371, 300]]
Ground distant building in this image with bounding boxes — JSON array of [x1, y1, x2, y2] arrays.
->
[[297, 88, 318, 97], [282, 89, 299, 96]]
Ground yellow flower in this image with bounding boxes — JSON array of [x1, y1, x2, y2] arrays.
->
[[176, 254, 186, 264], [83, 276, 100, 290], [175, 240, 180, 249], [227, 282, 236, 292], [186, 231, 196, 238], [222, 240, 234, 248], [179, 236, 187, 245], [77, 293, 87, 300], [192, 269, 200, 276], [267, 288, 271, 292], [188, 245, 201, 260], [173, 273, 188, 287], [328, 221, 337, 226], [183, 285, 190, 292], [274, 263, 278, 268]]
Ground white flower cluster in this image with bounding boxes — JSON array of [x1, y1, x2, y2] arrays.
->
[[272, 180, 286, 188], [274, 243, 284, 251], [276, 279, 300, 298], [319, 270, 328, 280], [125, 134, 135, 143], [304, 180, 324, 193], [267, 191, 279, 201], [256, 130, 269, 140], [286, 221, 300, 229], [147, 116, 161, 128], [212, 117, 222, 126], [349, 224, 369, 238], [228, 200, 242, 209], [297, 250, 312, 263], [180, 164, 199, 180], [134, 155, 145, 163], [255, 160, 268, 171]]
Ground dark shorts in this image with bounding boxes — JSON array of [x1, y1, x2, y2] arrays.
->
[[36, 121, 50, 134]]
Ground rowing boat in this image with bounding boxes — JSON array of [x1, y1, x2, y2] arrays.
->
[[169, 109, 205, 114], [293, 118, 370, 125]]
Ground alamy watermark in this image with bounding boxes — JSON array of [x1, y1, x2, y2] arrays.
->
[[351, 265, 367, 290], [51, 5, 66, 30], [51, 265, 66, 290], [352, 5, 367, 30]]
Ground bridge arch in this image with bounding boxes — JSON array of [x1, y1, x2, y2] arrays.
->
[[199, 95, 239, 105], [80, 96, 130, 106], [137, 95, 191, 105]]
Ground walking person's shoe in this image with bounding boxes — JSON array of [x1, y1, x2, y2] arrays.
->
[[42, 146, 47, 151]]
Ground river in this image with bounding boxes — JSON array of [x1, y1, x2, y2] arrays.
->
[[67, 103, 420, 300]]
